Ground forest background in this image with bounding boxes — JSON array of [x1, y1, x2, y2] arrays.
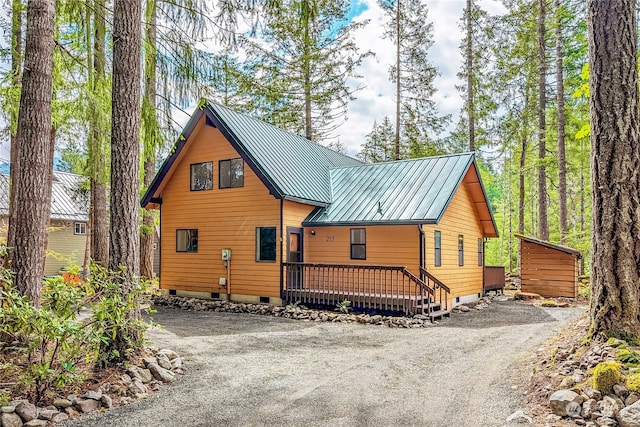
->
[[0, 0, 590, 276]]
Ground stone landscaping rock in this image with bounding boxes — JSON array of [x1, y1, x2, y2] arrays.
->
[[599, 395, 623, 418], [100, 394, 113, 409], [147, 362, 175, 383], [24, 419, 47, 427], [627, 395, 640, 407], [615, 384, 630, 397], [585, 386, 604, 401], [157, 348, 179, 360], [506, 409, 532, 423], [618, 399, 640, 427], [52, 398, 72, 409], [36, 408, 58, 420], [64, 407, 79, 418], [582, 399, 598, 418], [156, 352, 173, 370], [50, 413, 69, 423], [14, 402, 37, 422], [83, 389, 102, 401], [596, 417, 617, 426], [128, 378, 148, 395], [171, 357, 182, 370], [550, 389, 582, 417], [75, 399, 100, 414], [1, 406, 15, 413], [1, 412, 23, 427]]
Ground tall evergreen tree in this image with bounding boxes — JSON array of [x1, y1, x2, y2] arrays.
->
[[537, 0, 549, 241], [554, 0, 567, 244], [358, 117, 396, 163], [8, 0, 56, 305], [588, 0, 640, 340], [243, 0, 369, 141], [110, 0, 141, 277], [379, 0, 448, 159]]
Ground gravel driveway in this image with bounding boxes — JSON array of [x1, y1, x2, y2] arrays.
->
[[66, 299, 582, 427]]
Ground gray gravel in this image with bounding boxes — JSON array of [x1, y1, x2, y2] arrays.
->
[[65, 299, 582, 427]]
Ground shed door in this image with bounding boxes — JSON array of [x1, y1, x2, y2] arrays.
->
[[287, 228, 303, 289]]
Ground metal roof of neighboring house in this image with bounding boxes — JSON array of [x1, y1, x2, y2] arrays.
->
[[303, 153, 476, 225], [141, 101, 362, 207], [0, 171, 88, 222]]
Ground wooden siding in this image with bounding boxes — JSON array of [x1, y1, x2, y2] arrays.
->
[[520, 240, 578, 298], [421, 169, 485, 300], [283, 200, 314, 263], [159, 119, 282, 297], [305, 225, 419, 271]]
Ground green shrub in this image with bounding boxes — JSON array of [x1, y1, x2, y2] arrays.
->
[[627, 373, 640, 394], [592, 361, 623, 394], [617, 349, 640, 365], [0, 254, 153, 402], [335, 300, 352, 314]]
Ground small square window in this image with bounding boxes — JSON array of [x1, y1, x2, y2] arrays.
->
[[190, 162, 213, 191], [74, 222, 86, 235], [219, 158, 244, 188], [256, 227, 276, 262], [176, 229, 198, 252], [350, 228, 366, 260]]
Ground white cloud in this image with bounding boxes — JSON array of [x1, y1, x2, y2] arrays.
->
[[339, 0, 506, 157]]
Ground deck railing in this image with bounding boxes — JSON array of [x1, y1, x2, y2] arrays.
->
[[282, 262, 447, 316], [419, 267, 451, 312], [483, 266, 505, 293]]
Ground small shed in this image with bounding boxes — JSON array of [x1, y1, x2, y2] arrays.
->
[[515, 234, 581, 298]]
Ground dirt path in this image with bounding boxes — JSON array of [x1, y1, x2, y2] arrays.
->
[[65, 300, 582, 427]]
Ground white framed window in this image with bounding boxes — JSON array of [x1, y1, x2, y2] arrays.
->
[[74, 222, 87, 235]]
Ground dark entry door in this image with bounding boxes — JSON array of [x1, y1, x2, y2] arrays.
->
[[287, 227, 303, 289]]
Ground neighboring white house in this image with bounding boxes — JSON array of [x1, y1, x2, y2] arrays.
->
[[0, 171, 89, 276]]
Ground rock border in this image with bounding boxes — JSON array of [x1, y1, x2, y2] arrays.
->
[[0, 347, 184, 427]]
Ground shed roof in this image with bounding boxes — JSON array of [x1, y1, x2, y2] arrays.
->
[[141, 101, 362, 207], [514, 233, 581, 257], [303, 153, 477, 226], [0, 171, 88, 222]]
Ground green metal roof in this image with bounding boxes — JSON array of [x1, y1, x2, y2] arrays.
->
[[303, 153, 476, 225], [206, 102, 363, 206]]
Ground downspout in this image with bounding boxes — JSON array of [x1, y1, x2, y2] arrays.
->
[[279, 199, 284, 301], [482, 237, 487, 295], [418, 224, 425, 280]]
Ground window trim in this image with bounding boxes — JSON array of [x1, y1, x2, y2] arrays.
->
[[458, 234, 464, 267], [176, 228, 198, 253], [190, 161, 213, 191], [434, 230, 441, 267], [219, 158, 244, 189], [256, 226, 277, 262], [74, 222, 87, 235], [478, 238, 483, 266], [350, 228, 366, 260]]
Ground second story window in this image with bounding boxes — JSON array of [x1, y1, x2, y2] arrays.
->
[[219, 158, 244, 188], [190, 162, 213, 191]]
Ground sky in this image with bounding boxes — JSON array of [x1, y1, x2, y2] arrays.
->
[[335, 0, 507, 156]]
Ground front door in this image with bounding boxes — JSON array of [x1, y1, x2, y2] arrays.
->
[[287, 227, 303, 289]]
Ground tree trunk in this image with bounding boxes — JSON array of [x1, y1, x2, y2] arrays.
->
[[555, 0, 567, 244], [518, 134, 526, 235], [394, 0, 401, 160], [89, 0, 109, 267], [466, 0, 475, 152], [7, 0, 56, 306], [8, 0, 23, 251], [140, 0, 157, 280], [110, 0, 141, 279], [588, 0, 640, 340], [537, 0, 549, 241], [303, 0, 312, 140]]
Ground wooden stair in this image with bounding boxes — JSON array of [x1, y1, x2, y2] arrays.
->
[[414, 299, 451, 321]]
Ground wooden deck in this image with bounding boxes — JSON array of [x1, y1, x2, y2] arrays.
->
[[282, 262, 450, 319]]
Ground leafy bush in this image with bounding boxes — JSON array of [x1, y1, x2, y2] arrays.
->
[[627, 373, 640, 394], [335, 299, 351, 314], [617, 349, 640, 365], [0, 256, 153, 402], [592, 361, 623, 394]]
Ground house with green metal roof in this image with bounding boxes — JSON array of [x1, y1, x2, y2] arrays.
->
[[142, 101, 499, 318]]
